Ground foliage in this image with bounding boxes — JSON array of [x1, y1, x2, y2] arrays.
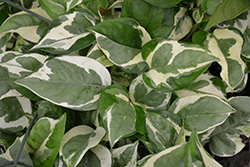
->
[[0, 0, 250, 166]]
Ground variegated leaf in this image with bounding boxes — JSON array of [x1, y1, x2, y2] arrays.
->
[[142, 38, 218, 93], [0, 138, 33, 166], [129, 75, 171, 110], [0, 33, 12, 54], [0, 8, 51, 43], [25, 114, 66, 167], [15, 56, 111, 111], [98, 84, 140, 147], [145, 110, 181, 153], [0, 52, 48, 100], [77, 144, 112, 167], [168, 94, 235, 134], [200, 0, 223, 15], [141, 130, 222, 167], [87, 17, 151, 73], [209, 96, 250, 156], [0, 96, 32, 133], [121, 0, 183, 39], [59, 125, 106, 167], [168, 7, 193, 40], [87, 43, 113, 67], [174, 72, 227, 100], [38, 0, 91, 19], [111, 141, 139, 167], [142, 0, 181, 8], [0, 130, 16, 153], [204, 28, 246, 90], [242, 27, 250, 61], [31, 9, 95, 54]]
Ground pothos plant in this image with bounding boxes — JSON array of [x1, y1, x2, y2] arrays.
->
[[0, 0, 250, 166]]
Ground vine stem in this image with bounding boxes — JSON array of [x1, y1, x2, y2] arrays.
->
[[0, 0, 51, 23], [12, 112, 38, 167]]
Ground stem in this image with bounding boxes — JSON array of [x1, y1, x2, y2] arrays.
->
[[12, 112, 38, 167], [0, 0, 51, 23]]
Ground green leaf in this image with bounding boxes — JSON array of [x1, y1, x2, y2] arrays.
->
[[141, 130, 222, 167], [0, 130, 17, 152], [145, 110, 181, 152], [25, 114, 66, 167], [174, 72, 227, 100], [87, 17, 151, 73], [204, 28, 246, 90], [0, 33, 12, 54], [111, 141, 139, 167], [200, 0, 223, 15], [168, 94, 236, 134], [86, 43, 113, 67], [36, 101, 66, 120], [77, 144, 112, 167], [15, 56, 111, 111], [142, 0, 181, 8], [0, 8, 51, 43], [31, 9, 96, 54], [142, 38, 218, 93], [0, 138, 33, 167], [242, 27, 250, 61], [205, 0, 250, 30], [209, 96, 250, 156], [59, 125, 106, 167], [98, 83, 138, 147], [129, 75, 171, 110], [0, 96, 32, 133]]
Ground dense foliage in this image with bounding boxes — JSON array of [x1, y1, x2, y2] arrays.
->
[[0, 0, 250, 166]]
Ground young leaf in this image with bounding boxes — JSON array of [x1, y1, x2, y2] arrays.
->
[[174, 73, 227, 100], [59, 125, 106, 167], [15, 56, 111, 111], [111, 141, 139, 167], [142, 38, 218, 93], [204, 28, 246, 90], [209, 96, 250, 156], [0, 138, 33, 167], [77, 144, 112, 167], [0, 8, 51, 43], [87, 17, 151, 73], [31, 9, 96, 54], [145, 110, 181, 152], [129, 75, 171, 110], [0, 96, 32, 133], [168, 94, 236, 134], [205, 0, 250, 30], [98, 83, 138, 147], [141, 130, 222, 167], [25, 114, 66, 167]]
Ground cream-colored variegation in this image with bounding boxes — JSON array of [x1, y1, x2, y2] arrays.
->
[[134, 25, 151, 46], [0, 115, 29, 129], [90, 145, 112, 167], [206, 28, 245, 90], [0, 89, 21, 100], [17, 96, 32, 114], [25, 62, 52, 81]]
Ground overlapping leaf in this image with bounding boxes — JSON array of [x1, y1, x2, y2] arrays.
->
[[139, 130, 222, 167], [111, 141, 139, 167], [98, 83, 144, 147], [31, 9, 96, 54], [129, 75, 171, 109], [205, 0, 250, 30], [174, 73, 227, 100], [202, 28, 246, 90], [87, 17, 151, 73], [0, 96, 32, 133], [0, 8, 51, 43], [122, 1, 192, 40], [15, 56, 111, 111], [145, 110, 181, 153], [77, 144, 112, 167], [242, 27, 250, 61], [142, 38, 218, 93], [168, 94, 235, 134], [209, 96, 250, 156], [200, 0, 223, 15], [142, 0, 181, 8], [0, 52, 48, 100], [59, 125, 106, 167], [0, 138, 33, 167], [25, 114, 66, 167], [0, 33, 12, 53]]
